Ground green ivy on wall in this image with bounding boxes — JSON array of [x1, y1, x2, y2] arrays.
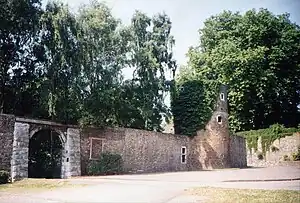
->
[[171, 76, 219, 136], [237, 124, 299, 156]]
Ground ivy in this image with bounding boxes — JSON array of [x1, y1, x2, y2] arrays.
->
[[171, 66, 219, 136], [238, 124, 299, 156]]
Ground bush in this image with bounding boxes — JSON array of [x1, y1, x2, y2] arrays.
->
[[291, 147, 300, 161], [257, 152, 264, 160], [0, 170, 10, 184], [87, 152, 123, 175], [283, 155, 290, 161]]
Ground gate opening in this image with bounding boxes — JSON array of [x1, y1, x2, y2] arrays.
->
[[28, 129, 63, 179]]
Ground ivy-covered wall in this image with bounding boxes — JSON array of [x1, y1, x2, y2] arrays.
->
[[237, 124, 299, 156], [171, 79, 219, 136]]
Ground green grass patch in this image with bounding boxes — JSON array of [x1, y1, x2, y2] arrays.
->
[[187, 187, 300, 203], [0, 179, 87, 192]]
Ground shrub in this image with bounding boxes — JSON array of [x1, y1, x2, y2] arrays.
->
[[87, 152, 123, 175], [283, 155, 290, 161], [257, 152, 264, 160], [0, 170, 10, 184], [271, 146, 279, 152], [291, 146, 300, 161]]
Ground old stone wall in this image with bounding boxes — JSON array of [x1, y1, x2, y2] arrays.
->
[[81, 127, 195, 175], [247, 133, 300, 167], [0, 114, 15, 172], [229, 134, 247, 168]]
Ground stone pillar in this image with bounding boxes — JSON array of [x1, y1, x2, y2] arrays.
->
[[11, 122, 30, 182], [66, 128, 81, 177], [0, 114, 15, 173]]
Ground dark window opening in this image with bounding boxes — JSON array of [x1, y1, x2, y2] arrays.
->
[[181, 155, 186, 164], [217, 116, 222, 124], [28, 129, 62, 179]]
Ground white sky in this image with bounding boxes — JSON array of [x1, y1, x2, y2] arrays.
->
[[42, 0, 300, 106]]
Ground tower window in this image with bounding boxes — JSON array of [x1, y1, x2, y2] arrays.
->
[[220, 93, 225, 101], [217, 115, 222, 124], [181, 146, 187, 164]]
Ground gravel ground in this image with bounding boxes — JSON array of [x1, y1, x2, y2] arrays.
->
[[0, 166, 299, 203]]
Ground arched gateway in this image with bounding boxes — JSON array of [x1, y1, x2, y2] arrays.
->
[[10, 118, 81, 182]]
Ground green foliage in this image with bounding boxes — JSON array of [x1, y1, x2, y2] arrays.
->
[[186, 8, 300, 132], [87, 152, 123, 175], [1, 0, 176, 131], [171, 66, 219, 136], [291, 147, 300, 161], [238, 124, 299, 156], [0, 170, 10, 184], [0, 0, 42, 114]]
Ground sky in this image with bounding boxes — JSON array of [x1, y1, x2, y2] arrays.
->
[[41, 0, 300, 106], [43, 0, 300, 67]]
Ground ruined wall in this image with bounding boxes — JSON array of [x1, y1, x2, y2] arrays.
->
[[229, 134, 247, 168], [247, 133, 300, 167], [81, 127, 195, 175], [0, 114, 15, 172]]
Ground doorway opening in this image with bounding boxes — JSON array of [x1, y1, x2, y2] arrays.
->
[[28, 129, 63, 178]]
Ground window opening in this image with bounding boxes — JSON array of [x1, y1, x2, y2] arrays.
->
[[181, 146, 187, 164], [220, 93, 225, 101]]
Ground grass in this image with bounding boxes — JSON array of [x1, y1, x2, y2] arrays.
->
[[0, 178, 87, 192], [187, 187, 300, 203]]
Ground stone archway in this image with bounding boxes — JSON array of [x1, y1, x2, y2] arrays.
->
[[28, 129, 64, 178], [10, 121, 81, 182]]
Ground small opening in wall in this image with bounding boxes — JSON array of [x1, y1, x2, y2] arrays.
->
[[217, 116, 222, 124], [220, 93, 225, 101], [66, 158, 69, 162], [181, 146, 187, 164], [181, 155, 186, 164]]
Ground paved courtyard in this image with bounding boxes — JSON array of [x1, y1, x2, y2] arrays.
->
[[0, 166, 299, 203]]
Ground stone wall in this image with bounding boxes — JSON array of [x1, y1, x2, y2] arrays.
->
[[81, 127, 195, 175], [81, 126, 247, 174], [0, 114, 15, 172], [247, 133, 300, 167], [229, 134, 247, 168]]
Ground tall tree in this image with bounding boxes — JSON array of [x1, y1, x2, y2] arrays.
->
[[181, 9, 300, 132], [77, 1, 129, 127], [37, 0, 81, 123], [125, 11, 176, 131], [0, 0, 41, 113]]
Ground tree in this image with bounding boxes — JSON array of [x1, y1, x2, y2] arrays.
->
[[36, 0, 82, 123], [77, 1, 130, 127], [183, 9, 300, 132], [0, 0, 42, 113], [124, 11, 176, 131]]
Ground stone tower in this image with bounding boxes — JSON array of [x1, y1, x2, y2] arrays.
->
[[193, 84, 231, 169], [205, 84, 230, 168]]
